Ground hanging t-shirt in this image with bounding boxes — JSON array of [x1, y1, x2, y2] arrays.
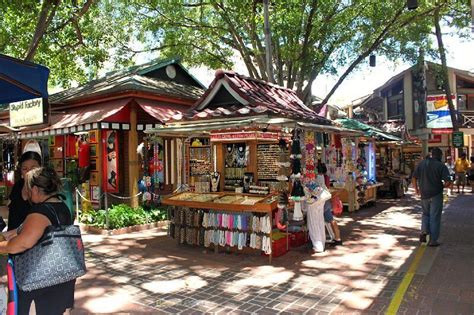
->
[[78, 142, 90, 168]]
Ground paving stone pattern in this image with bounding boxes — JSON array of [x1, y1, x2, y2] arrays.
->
[[72, 190, 474, 314]]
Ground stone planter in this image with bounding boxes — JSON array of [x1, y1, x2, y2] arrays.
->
[[80, 220, 169, 235]]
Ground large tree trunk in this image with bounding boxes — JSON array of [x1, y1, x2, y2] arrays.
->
[[433, 6, 458, 131], [263, 0, 274, 83]]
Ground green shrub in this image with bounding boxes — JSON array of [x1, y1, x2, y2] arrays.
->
[[80, 204, 168, 229]]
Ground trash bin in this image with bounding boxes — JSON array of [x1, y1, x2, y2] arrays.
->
[[61, 178, 75, 220]]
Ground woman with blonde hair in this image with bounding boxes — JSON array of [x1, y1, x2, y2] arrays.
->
[[0, 167, 76, 314]]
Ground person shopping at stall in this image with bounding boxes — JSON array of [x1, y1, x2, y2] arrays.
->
[[445, 156, 455, 195], [412, 147, 451, 247], [0, 167, 77, 314], [4, 151, 42, 231], [454, 152, 470, 194], [469, 156, 474, 193], [324, 195, 343, 246]]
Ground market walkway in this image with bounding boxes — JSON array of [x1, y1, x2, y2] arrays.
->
[[72, 190, 474, 314]]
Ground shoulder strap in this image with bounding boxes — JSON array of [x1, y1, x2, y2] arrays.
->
[[43, 202, 63, 227]]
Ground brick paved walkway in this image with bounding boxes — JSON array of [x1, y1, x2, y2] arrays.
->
[[72, 190, 474, 314]]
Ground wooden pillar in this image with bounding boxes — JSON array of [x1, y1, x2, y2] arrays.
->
[[215, 143, 225, 191], [128, 104, 139, 208], [247, 141, 257, 180]]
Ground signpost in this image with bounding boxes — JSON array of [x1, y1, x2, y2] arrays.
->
[[452, 131, 464, 148]]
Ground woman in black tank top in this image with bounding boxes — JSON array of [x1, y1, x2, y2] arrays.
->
[[0, 166, 76, 315]]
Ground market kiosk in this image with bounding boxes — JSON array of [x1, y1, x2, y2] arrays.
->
[[148, 70, 363, 260]]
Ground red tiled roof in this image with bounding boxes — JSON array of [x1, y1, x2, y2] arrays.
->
[[183, 70, 331, 125]]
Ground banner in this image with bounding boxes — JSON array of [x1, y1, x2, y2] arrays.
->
[[103, 130, 119, 192], [426, 94, 456, 129]]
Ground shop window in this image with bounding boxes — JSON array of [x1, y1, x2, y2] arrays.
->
[[387, 97, 404, 120], [457, 95, 467, 111]]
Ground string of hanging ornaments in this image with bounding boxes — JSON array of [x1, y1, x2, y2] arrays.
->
[[275, 138, 290, 230], [290, 129, 305, 221]]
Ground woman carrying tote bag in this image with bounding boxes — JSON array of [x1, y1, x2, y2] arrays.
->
[[0, 167, 84, 315]]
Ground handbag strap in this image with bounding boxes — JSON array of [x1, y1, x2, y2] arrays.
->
[[43, 199, 70, 227]]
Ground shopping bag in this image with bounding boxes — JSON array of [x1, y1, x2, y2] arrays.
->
[[6, 258, 17, 315], [331, 196, 343, 217]]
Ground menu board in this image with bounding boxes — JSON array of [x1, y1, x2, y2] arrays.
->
[[257, 144, 281, 180]]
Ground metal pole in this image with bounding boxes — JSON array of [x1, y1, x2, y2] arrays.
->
[[75, 188, 80, 223], [104, 192, 109, 230]]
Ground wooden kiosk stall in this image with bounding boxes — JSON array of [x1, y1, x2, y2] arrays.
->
[[331, 118, 406, 211], [148, 70, 361, 261]]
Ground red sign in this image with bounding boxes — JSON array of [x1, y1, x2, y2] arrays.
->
[[211, 131, 280, 141], [431, 128, 453, 134], [428, 134, 442, 143]]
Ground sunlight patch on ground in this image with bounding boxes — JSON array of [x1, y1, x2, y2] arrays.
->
[[225, 270, 294, 292], [380, 211, 419, 228], [83, 291, 138, 312], [141, 276, 208, 294], [184, 275, 208, 290], [337, 252, 372, 265], [142, 279, 186, 293]]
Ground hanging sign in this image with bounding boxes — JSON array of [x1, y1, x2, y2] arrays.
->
[[211, 131, 280, 142], [9, 97, 47, 127], [452, 131, 464, 148], [426, 94, 455, 129], [431, 128, 453, 135], [103, 130, 119, 192]]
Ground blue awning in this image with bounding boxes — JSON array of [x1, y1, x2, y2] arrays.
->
[[0, 54, 50, 104]]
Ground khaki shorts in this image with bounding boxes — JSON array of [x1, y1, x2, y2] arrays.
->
[[456, 172, 467, 185]]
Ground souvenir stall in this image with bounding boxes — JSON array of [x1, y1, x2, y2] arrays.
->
[[160, 126, 290, 263], [329, 119, 404, 211], [150, 70, 362, 261], [376, 143, 411, 198]]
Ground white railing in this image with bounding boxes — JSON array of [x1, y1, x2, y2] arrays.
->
[[459, 110, 474, 128]]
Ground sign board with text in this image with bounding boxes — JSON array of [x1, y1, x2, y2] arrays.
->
[[452, 131, 464, 148], [426, 94, 456, 129], [9, 97, 47, 127]]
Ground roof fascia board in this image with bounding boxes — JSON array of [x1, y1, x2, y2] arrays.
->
[[196, 79, 249, 111]]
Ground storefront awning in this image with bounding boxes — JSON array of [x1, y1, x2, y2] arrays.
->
[[0, 123, 18, 133], [18, 98, 132, 139], [135, 98, 188, 125], [144, 115, 363, 137], [336, 118, 403, 142]]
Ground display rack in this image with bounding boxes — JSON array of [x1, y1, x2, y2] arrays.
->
[[163, 191, 279, 263], [187, 137, 212, 193]]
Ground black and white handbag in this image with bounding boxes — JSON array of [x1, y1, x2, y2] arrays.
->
[[13, 203, 87, 292]]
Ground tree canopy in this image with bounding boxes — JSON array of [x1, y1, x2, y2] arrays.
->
[[0, 0, 137, 87], [1, 0, 470, 104]]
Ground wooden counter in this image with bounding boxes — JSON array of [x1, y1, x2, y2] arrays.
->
[[162, 191, 279, 263], [162, 191, 278, 213], [330, 183, 383, 212]]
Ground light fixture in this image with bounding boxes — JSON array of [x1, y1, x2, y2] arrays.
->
[[407, 0, 418, 10], [369, 55, 376, 67]]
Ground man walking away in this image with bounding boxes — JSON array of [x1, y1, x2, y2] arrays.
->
[[454, 152, 470, 194], [412, 147, 451, 247]]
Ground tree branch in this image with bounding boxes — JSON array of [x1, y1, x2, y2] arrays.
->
[[319, 2, 448, 105], [25, 0, 61, 61]]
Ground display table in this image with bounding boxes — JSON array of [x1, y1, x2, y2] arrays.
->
[[378, 175, 407, 198], [330, 182, 383, 212], [162, 192, 280, 263]]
